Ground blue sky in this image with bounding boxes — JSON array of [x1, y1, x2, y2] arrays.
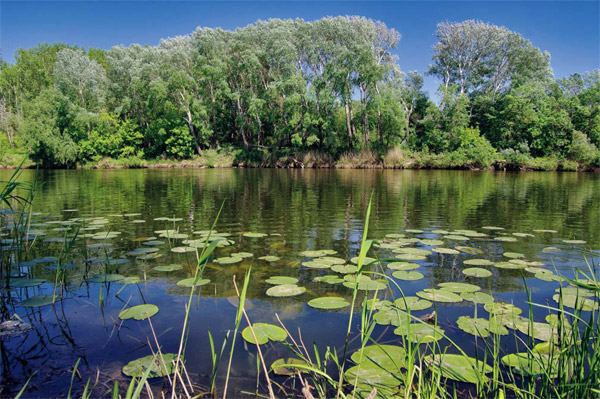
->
[[1, 1, 598, 96]]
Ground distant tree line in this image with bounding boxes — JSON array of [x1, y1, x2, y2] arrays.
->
[[0, 17, 598, 168]]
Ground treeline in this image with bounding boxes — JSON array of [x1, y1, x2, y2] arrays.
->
[[0, 17, 599, 169]]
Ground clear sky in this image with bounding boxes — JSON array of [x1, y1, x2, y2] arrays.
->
[[1, 1, 599, 96]]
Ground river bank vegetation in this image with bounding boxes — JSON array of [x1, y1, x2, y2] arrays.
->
[[1, 17, 599, 170]]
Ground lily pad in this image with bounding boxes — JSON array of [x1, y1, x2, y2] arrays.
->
[[243, 232, 268, 238], [393, 296, 432, 311], [351, 345, 406, 371], [242, 323, 287, 345], [444, 235, 469, 241], [455, 246, 484, 255], [266, 284, 306, 297], [392, 271, 424, 281], [438, 282, 481, 293], [563, 239, 586, 245], [119, 304, 159, 321], [21, 295, 56, 307], [214, 257, 243, 265], [331, 264, 357, 274], [426, 354, 493, 383], [462, 268, 492, 278], [394, 323, 444, 343], [313, 275, 344, 284], [501, 352, 557, 377], [265, 276, 299, 285], [417, 289, 463, 303], [387, 262, 419, 271], [461, 292, 494, 304], [177, 277, 210, 287], [299, 249, 337, 257], [258, 255, 280, 262], [495, 236, 518, 242], [303, 260, 334, 269], [231, 252, 254, 258], [343, 275, 387, 291], [463, 259, 494, 266], [553, 294, 598, 311], [9, 278, 46, 288], [271, 358, 307, 376], [420, 239, 444, 246], [457, 316, 493, 338], [308, 296, 350, 310], [122, 353, 177, 378], [350, 256, 377, 265], [394, 254, 426, 261], [153, 264, 183, 272], [503, 252, 525, 259], [432, 247, 460, 255]]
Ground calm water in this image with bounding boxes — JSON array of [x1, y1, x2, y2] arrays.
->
[[1, 169, 599, 398]]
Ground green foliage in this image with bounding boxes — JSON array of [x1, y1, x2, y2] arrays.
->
[[0, 18, 596, 169], [165, 126, 194, 159]]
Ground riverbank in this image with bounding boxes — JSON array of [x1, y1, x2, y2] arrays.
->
[[1, 148, 599, 172]]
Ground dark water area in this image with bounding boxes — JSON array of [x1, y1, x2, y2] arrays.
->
[[1, 168, 599, 398]]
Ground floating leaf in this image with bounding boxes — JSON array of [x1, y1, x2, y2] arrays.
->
[[119, 304, 159, 321], [443, 235, 469, 241], [553, 294, 598, 311], [463, 259, 494, 266], [9, 278, 46, 288], [420, 239, 444, 246], [243, 232, 267, 238], [331, 264, 357, 274], [266, 284, 306, 297], [21, 295, 56, 307], [350, 256, 377, 265], [501, 352, 557, 377], [231, 252, 253, 258], [494, 236, 518, 242], [343, 275, 386, 291], [457, 316, 493, 338], [177, 278, 210, 287], [122, 353, 177, 378], [394, 323, 444, 343], [308, 296, 349, 309], [258, 255, 280, 262], [461, 292, 494, 304], [351, 345, 405, 371], [393, 296, 432, 311], [455, 246, 484, 255], [214, 257, 243, 265], [417, 289, 462, 303], [394, 253, 426, 261], [153, 264, 183, 272], [462, 268, 492, 278], [392, 271, 424, 281], [302, 260, 333, 269], [426, 354, 493, 383], [432, 247, 460, 255], [482, 226, 504, 231], [394, 247, 431, 256], [271, 358, 307, 376], [503, 252, 525, 259], [313, 275, 344, 284], [171, 246, 195, 253], [265, 276, 299, 285], [438, 282, 481, 293], [299, 249, 337, 257], [542, 246, 560, 253], [484, 302, 522, 317], [563, 239, 586, 245], [387, 262, 419, 271], [242, 323, 287, 345]]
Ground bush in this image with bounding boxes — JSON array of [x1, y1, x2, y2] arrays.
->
[[165, 127, 194, 159], [456, 127, 497, 168], [569, 131, 600, 164]]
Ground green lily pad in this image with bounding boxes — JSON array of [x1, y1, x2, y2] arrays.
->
[[417, 289, 463, 303], [308, 296, 349, 310], [373, 306, 411, 326], [394, 247, 431, 256], [461, 292, 494, 304], [420, 239, 444, 246], [393, 296, 432, 311], [243, 232, 267, 238], [319, 256, 346, 265], [270, 358, 307, 376], [299, 249, 337, 257], [302, 260, 334, 269], [266, 284, 306, 297], [392, 271, 424, 281], [553, 294, 598, 311], [494, 261, 526, 270], [482, 226, 504, 230], [394, 254, 426, 261], [484, 302, 522, 317], [563, 239, 586, 245], [153, 264, 183, 272], [119, 304, 159, 321], [394, 323, 444, 343], [542, 246, 560, 253], [21, 295, 56, 307], [501, 352, 557, 377], [387, 262, 419, 271], [444, 235, 469, 241], [495, 236, 518, 242], [331, 264, 357, 274], [258, 255, 280, 262], [171, 246, 195, 253], [344, 365, 402, 391], [462, 268, 492, 278], [122, 353, 177, 378], [313, 275, 344, 284], [214, 257, 243, 265], [350, 256, 377, 265], [265, 276, 299, 285], [456, 316, 493, 338], [432, 247, 460, 255], [343, 275, 387, 291], [242, 323, 287, 345], [438, 282, 481, 293], [455, 246, 484, 255], [534, 229, 557, 234], [231, 252, 253, 258], [426, 354, 493, 383], [555, 287, 595, 297], [351, 345, 406, 371], [503, 252, 525, 259], [9, 278, 46, 288], [177, 278, 210, 287], [463, 259, 494, 266]]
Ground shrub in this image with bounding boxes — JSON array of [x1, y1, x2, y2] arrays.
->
[[569, 131, 600, 164], [165, 127, 194, 159]]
